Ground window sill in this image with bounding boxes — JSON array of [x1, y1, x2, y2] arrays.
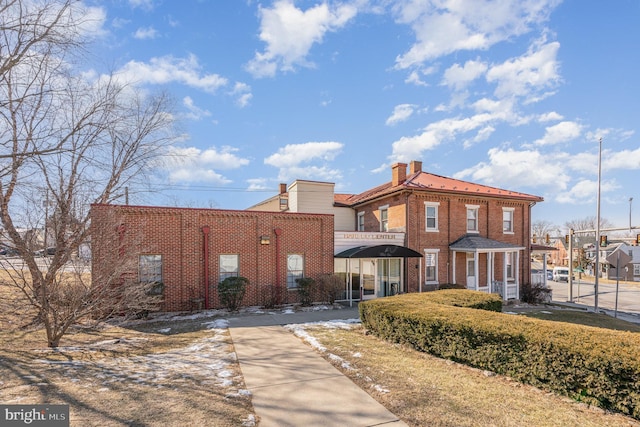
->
[[425, 229, 439, 233]]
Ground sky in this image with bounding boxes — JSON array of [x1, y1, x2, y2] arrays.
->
[[80, 0, 639, 232]]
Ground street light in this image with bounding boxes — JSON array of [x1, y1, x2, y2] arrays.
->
[[594, 138, 602, 313]]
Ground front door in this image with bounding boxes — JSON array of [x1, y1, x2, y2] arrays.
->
[[466, 254, 476, 289], [361, 260, 376, 300]]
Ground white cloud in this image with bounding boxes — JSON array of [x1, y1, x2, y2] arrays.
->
[[134, 26, 159, 40], [128, 0, 154, 10], [386, 104, 417, 126], [442, 59, 487, 90], [390, 112, 500, 162], [164, 146, 250, 184], [454, 147, 571, 190], [393, 0, 561, 68], [555, 179, 619, 204], [486, 39, 561, 100], [247, 178, 270, 191], [230, 82, 252, 108], [538, 111, 563, 122], [534, 121, 582, 146], [116, 54, 228, 93], [245, 0, 358, 78], [265, 141, 343, 167], [604, 147, 640, 171], [264, 141, 344, 182], [182, 96, 211, 121]]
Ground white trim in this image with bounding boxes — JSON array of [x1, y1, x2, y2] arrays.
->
[[502, 207, 515, 234], [424, 248, 440, 284], [357, 211, 365, 231], [424, 201, 440, 232], [466, 205, 479, 233]]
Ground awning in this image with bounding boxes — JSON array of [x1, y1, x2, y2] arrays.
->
[[449, 234, 525, 252], [335, 244, 423, 258]]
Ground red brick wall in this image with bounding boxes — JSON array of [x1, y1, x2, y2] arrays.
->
[[355, 192, 533, 291], [91, 204, 334, 311]]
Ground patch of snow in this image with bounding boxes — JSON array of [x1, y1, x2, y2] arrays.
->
[[373, 384, 390, 393], [352, 352, 362, 358], [503, 311, 518, 315], [242, 414, 257, 427], [540, 311, 553, 314], [287, 326, 326, 352], [328, 353, 354, 371], [157, 328, 171, 333]]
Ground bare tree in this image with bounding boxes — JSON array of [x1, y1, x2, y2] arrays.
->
[[564, 216, 613, 236], [531, 219, 558, 243], [0, 0, 177, 347]]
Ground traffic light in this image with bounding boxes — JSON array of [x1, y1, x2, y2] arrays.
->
[[636, 233, 640, 246], [599, 235, 608, 247], [565, 234, 569, 244], [545, 233, 550, 244]]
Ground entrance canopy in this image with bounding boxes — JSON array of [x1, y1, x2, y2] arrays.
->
[[335, 244, 423, 258], [449, 234, 524, 252]]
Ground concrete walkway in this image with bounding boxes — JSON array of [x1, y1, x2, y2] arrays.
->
[[228, 306, 408, 427]]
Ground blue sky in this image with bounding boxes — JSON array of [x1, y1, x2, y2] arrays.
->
[[83, 0, 639, 231]]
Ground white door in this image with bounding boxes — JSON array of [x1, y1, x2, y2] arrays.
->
[[466, 256, 476, 289]]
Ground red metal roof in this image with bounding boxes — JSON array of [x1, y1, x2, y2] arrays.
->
[[334, 170, 543, 206]]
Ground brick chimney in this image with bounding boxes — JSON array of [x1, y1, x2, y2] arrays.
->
[[410, 160, 422, 174], [391, 162, 407, 186], [279, 183, 287, 194]]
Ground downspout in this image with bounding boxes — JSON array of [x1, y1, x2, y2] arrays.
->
[[405, 192, 411, 293], [202, 226, 210, 309], [274, 228, 283, 297]]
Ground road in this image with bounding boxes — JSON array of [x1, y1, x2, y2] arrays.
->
[[547, 277, 640, 316]]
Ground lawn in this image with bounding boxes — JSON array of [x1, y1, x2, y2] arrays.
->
[[0, 297, 256, 426], [2, 275, 639, 427], [291, 316, 640, 427]]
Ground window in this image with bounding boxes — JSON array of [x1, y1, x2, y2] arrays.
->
[[279, 197, 288, 210], [139, 255, 162, 283], [466, 205, 479, 232], [425, 250, 439, 282], [425, 202, 439, 232], [503, 208, 514, 233], [506, 252, 515, 279], [357, 212, 365, 231], [287, 254, 304, 288], [634, 264, 640, 276], [219, 254, 239, 283], [379, 206, 389, 232]]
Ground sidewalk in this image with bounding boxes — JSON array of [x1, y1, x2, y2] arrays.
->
[[227, 306, 408, 427]]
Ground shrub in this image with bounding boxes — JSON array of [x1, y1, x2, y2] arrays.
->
[[259, 284, 285, 309], [296, 277, 315, 306], [218, 276, 249, 311], [359, 292, 640, 420], [437, 283, 467, 290], [520, 282, 552, 304], [316, 273, 343, 305]]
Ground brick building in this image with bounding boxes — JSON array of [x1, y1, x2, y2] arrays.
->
[[250, 160, 543, 303], [90, 204, 334, 311], [90, 159, 543, 311]]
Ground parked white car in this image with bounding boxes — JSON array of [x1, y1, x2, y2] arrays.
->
[[552, 267, 570, 282]]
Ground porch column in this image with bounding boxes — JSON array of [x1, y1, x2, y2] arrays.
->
[[516, 251, 520, 300], [486, 252, 491, 287], [452, 251, 457, 284], [542, 252, 548, 287], [502, 251, 508, 291], [474, 250, 479, 291]]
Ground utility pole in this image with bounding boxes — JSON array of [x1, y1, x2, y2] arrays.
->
[[594, 137, 602, 313], [567, 228, 573, 301]]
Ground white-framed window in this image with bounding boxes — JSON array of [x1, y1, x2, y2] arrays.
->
[[466, 205, 479, 233], [634, 264, 640, 276], [357, 212, 365, 231], [287, 254, 304, 289], [424, 249, 439, 283], [425, 202, 439, 232], [503, 208, 514, 233], [379, 205, 389, 232], [219, 254, 239, 283], [506, 252, 515, 279], [139, 254, 162, 283]]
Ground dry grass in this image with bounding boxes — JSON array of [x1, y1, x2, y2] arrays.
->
[[300, 322, 640, 427], [0, 307, 255, 426]]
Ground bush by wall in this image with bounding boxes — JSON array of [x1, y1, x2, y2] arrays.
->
[[218, 276, 248, 311], [359, 290, 640, 419]]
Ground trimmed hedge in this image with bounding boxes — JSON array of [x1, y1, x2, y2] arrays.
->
[[359, 290, 640, 419]]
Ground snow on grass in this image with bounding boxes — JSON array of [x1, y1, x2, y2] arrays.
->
[[36, 316, 242, 392], [284, 319, 361, 368]]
